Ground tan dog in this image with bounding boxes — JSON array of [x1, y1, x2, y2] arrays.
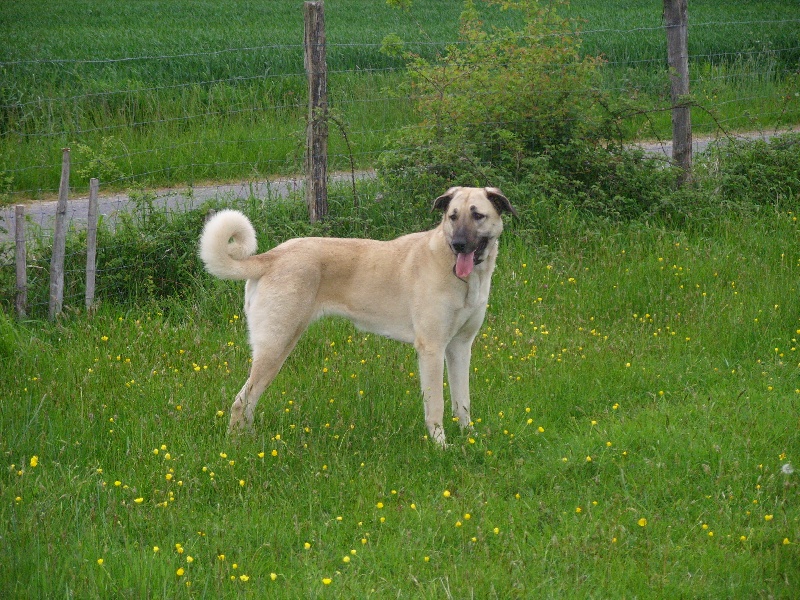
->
[[199, 186, 515, 445]]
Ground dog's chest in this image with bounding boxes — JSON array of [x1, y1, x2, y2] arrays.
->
[[462, 259, 495, 308], [462, 274, 487, 308]]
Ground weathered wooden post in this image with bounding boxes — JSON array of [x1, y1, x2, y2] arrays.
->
[[304, 0, 328, 222], [85, 177, 99, 310], [15, 205, 27, 318], [664, 0, 692, 185], [49, 148, 70, 320]]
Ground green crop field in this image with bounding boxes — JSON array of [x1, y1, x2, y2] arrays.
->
[[1, 0, 798, 198]]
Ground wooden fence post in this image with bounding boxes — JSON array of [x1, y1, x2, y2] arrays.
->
[[304, 0, 328, 222], [15, 205, 27, 318], [85, 177, 99, 310], [49, 147, 70, 320], [664, 0, 692, 185]]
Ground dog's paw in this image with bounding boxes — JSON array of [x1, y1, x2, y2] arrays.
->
[[458, 419, 474, 433], [227, 418, 254, 435], [428, 425, 449, 448]]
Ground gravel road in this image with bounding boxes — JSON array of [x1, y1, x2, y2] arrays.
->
[[0, 131, 789, 242], [0, 172, 370, 242]]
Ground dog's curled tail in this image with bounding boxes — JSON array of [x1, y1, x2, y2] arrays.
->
[[199, 209, 260, 280]]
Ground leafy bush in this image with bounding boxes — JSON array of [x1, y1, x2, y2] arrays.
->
[[378, 0, 683, 220], [639, 133, 800, 231], [704, 133, 800, 208]]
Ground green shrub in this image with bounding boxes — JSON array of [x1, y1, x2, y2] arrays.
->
[[706, 133, 800, 208], [377, 0, 678, 220]]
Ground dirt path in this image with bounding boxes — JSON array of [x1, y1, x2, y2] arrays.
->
[[0, 130, 792, 242], [0, 171, 371, 242]]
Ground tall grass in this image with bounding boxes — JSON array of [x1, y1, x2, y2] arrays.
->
[[1, 0, 798, 198], [2, 199, 799, 597], [2, 134, 800, 597]]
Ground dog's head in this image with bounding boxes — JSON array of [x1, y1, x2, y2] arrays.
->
[[433, 187, 516, 279]]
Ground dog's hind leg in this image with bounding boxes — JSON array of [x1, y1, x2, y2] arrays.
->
[[228, 316, 311, 433], [228, 352, 284, 432]]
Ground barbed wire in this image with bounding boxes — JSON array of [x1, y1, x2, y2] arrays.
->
[[2, 18, 797, 67]]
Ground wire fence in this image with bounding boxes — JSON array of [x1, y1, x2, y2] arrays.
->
[[1, 14, 799, 316]]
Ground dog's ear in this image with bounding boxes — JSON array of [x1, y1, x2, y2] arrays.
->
[[433, 187, 460, 211], [485, 187, 517, 217]]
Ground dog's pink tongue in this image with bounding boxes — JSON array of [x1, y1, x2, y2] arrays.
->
[[455, 251, 475, 278]]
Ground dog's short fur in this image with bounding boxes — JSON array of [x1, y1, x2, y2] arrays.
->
[[199, 186, 515, 445]]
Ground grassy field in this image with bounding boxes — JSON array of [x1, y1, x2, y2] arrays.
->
[[2, 192, 799, 596], [1, 0, 798, 198]]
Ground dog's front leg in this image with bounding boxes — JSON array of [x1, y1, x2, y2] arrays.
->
[[416, 342, 447, 446], [445, 337, 474, 430]]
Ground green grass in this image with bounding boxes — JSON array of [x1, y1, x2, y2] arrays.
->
[[1, 0, 798, 198], [2, 204, 799, 597]]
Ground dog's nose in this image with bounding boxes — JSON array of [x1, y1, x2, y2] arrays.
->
[[451, 238, 468, 254]]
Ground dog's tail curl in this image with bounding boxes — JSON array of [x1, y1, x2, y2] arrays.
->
[[199, 209, 260, 280]]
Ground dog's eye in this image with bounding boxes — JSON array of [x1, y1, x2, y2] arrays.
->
[[449, 212, 458, 221], [473, 212, 486, 221]]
